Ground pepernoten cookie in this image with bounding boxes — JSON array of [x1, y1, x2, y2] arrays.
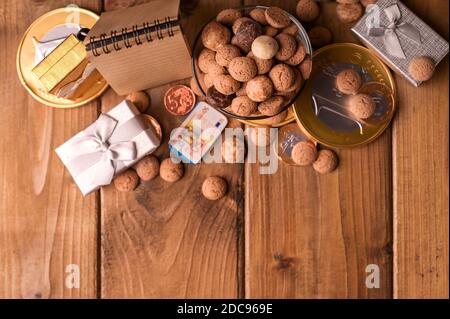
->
[[231, 95, 258, 116], [251, 35, 279, 60], [336, 2, 363, 23], [285, 40, 306, 66], [258, 96, 284, 116], [299, 57, 312, 80], [235, 20, 262, 53], [214, 74, 241, 95], [348, 93, 376, 119], [232, 17, 253, 34], [202, 176, 228, 200], [275, 33, 297, 61], [206, 86, 233, 108], [269, 64, 295, 91], [215, 44, 241, 67], [246, 75, 274, 102], [408, 56, 435, 82], [336, 69, 362, 95], [247, 51, 273, 75], [228, 57, 258, 82], [216, 8, 242, 26], [308, 26, 332, 48], [201, 21, 231, 51], [313, 149, 338, 174], [265, 6, 292, 29], [291, 141, 317, 166], [249, 8, 268, 25], [160, 158, 184, 183], [198, 48, 225, 75], [296, 0, 320, 22]]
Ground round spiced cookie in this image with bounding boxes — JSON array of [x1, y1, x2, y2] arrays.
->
[[114, 169, 139, 192], [127, 91, 151, 113], [235, 19, 263, 53], [258, 96, 285, 116], [313, 149, 339, 174], [336, 2, 363, 23], [285, 40, 306, 66], [348, 93, 376, 119], [231, 95, 258, 116], [275, 33, 297, 61], [214, 74, 241, 95], [202, 176, 228, 201], [336, 69, 362, 95], [282, 23, 299, 36], [296, 0, 320, 22], [308, 26, 332, 48], [246, 75, 274, 102], [249, 8, 268, 25], [291, 141, 317, 166], [216, 8, 242, 26], [299, 57, 312, 80], [269, 64, 295, 91], [215, 44, 241, 67], [232, 17, 253, 34], [198, 48, 216, 73], [228, 56, 258, 82], [135, 155, 160, 181], [206, 86, 233, 108], [408, 56, 435, 82], [281, 69, 304, 93], [247, 51, 274, 75], [336, 0, 359, 3], [198, 48, 225, 75], [251, 35, 279, 60], [263, 25, 279, 37], [201, 21, 231, 51], [160, 158, 184, 183], [265, 6, 292, 29]]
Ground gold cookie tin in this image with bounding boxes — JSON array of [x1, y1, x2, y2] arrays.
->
[[16, 7, 108, 108], [293, 43, 396, 148]]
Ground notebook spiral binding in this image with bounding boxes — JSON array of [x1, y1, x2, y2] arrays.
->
[[88, 17, 177, 57]]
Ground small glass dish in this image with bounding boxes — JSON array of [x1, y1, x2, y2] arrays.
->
[[191, 5, 312, 120]]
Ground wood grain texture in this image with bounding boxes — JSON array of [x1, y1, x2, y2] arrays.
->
[[244, 0, 393, 298], [0, 0, 100, 298], [393, 0, 449, 299], [100, 0, 244, 298]]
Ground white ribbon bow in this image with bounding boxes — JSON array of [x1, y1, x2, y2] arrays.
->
[[71, 114, 137, 186], [369, 4, 421, 59]]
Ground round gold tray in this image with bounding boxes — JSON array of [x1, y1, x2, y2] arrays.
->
[[16, 7, 108, 108], [293, 43, 396, 148]]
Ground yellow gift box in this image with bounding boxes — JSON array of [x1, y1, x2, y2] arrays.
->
[[32, 34, 87, 95]]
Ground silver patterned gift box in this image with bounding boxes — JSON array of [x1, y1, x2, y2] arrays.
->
[[351, 0, 449, 86], [56, 100, 160, 196]]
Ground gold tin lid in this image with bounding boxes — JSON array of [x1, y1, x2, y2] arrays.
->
[[293, 43, 396, 148], [238, 106, 296, 128], [16, 7, 108, 108]]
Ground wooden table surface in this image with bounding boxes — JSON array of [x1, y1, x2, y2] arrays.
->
[[0, 0, 448, 299]]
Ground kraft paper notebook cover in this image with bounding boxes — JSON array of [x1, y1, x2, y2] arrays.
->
[[85, 0, 192, 95]]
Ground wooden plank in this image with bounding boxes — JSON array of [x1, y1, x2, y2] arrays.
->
[[100, 0, 244, 298], [244, 0, 392, 298], [0, 0, 101, 298], [393, 0, 449, 299]]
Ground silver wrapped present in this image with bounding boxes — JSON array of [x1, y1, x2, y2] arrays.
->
[[56, 100, 160, 195], [351, 0, 449, 86]]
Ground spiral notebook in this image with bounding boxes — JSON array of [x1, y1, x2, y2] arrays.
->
[[84, 0, 192, 96]]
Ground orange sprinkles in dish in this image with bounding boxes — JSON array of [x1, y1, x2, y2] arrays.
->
[[164, 85, 196, 116]]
